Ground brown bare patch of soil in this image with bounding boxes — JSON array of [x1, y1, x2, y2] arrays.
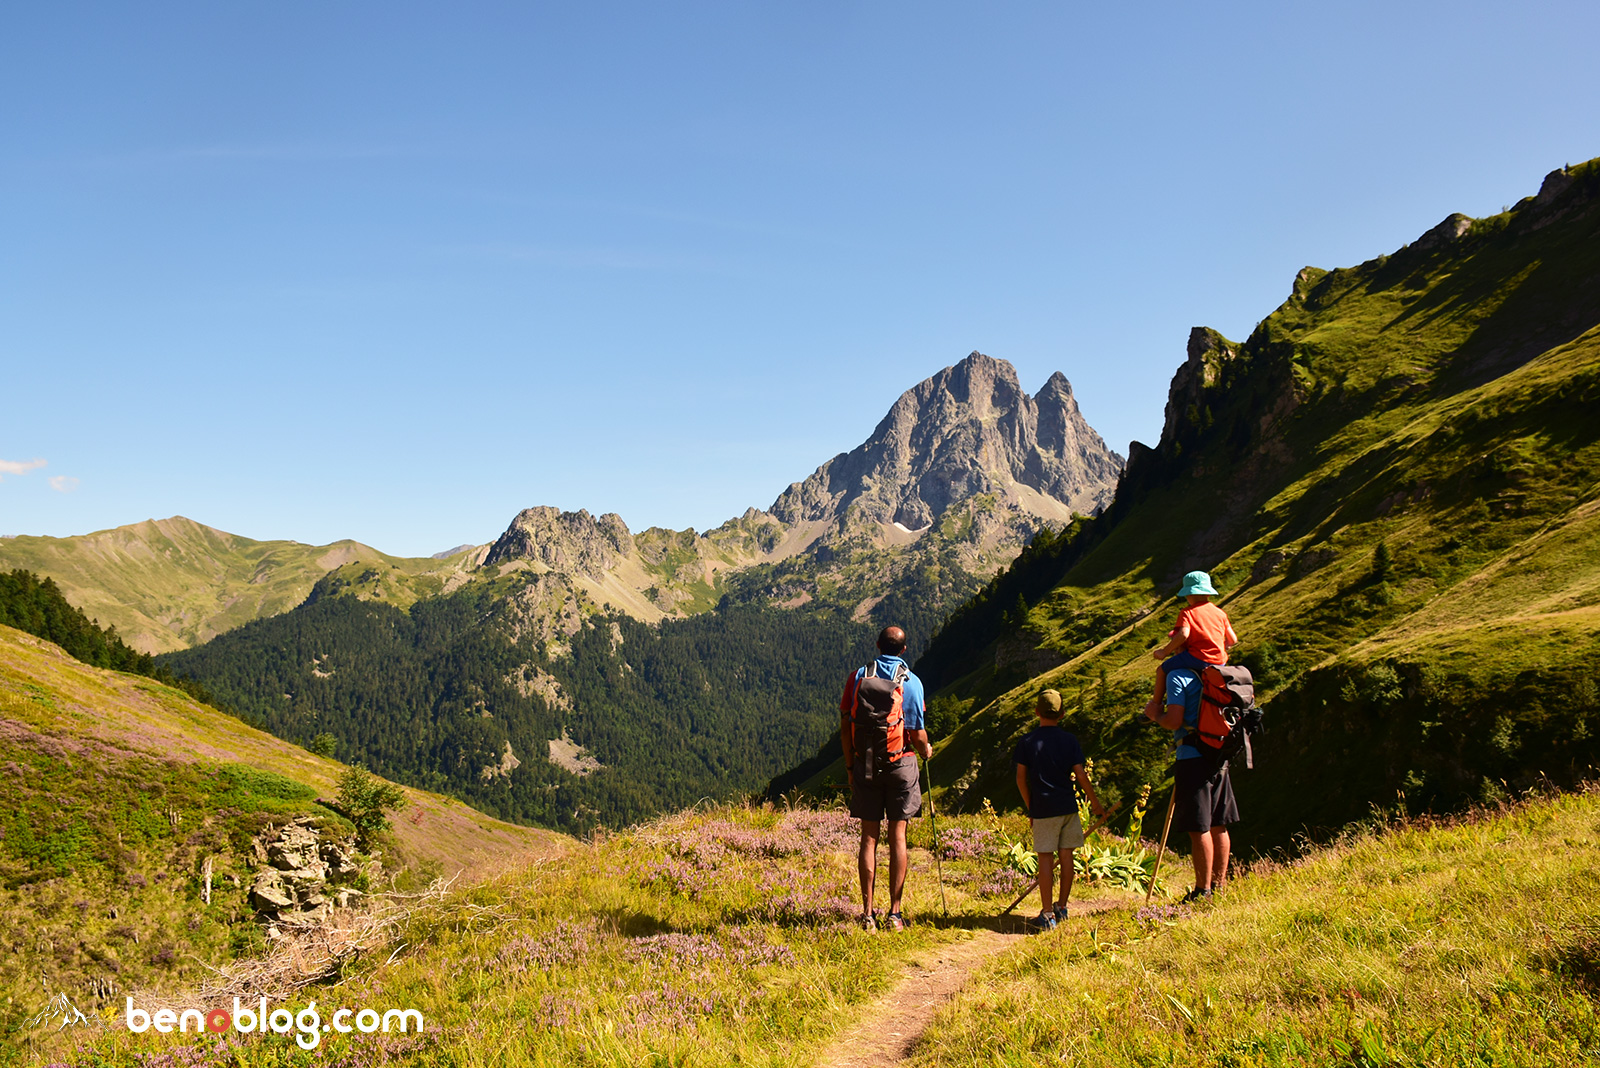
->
[[814, 899, 1120, 1067]]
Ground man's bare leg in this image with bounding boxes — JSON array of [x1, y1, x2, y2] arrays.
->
[[1058, 849, 1075, 909], [886, 819, 909, 914], [1209, 827, 1230, 890], [1189, 830, 1214, 891], [1036, 850, 1056, 914], [858, 820, 881, 917]]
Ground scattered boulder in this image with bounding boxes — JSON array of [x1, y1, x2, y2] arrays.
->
[[248, 817, 360, 924]]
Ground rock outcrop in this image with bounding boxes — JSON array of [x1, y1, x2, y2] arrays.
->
[[483, 507, 633, 577], [769, 352, 1123, 529], [248, 817, 360, 926]]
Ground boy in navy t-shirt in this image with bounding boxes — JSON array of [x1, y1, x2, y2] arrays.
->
[[1014, 689, 1107, 931]]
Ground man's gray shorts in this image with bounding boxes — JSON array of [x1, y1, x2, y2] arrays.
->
[[849, 757, 922, 822]]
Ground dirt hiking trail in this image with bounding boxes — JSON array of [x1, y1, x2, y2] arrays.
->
[[813, 898, 1122, 1068]]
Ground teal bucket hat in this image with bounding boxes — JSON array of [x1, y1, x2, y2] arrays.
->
[[1178, 570, 1218, 597]]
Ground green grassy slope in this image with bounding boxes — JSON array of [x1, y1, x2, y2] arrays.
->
[[0, 517, 480, 654], [920, 788, 1600, 1067], [0, 624, 563, 1046], [781, 161, 1600, 852]]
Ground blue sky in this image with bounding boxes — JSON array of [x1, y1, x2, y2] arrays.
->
[[3, 1, 1597, 556]]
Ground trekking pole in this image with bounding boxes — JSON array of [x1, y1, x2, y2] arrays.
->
[[1144, 781, 1179, 906], [1000, 802, 1123, 917], [922, 759, 949, 917]]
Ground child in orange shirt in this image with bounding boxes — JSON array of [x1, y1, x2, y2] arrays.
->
[[1142, 571, 1239, 720]]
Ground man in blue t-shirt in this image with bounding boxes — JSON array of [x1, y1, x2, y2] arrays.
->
[[1014, 689, 1106, 931], [1145, 666, 1239, 901], [839, 626, 931, 933]]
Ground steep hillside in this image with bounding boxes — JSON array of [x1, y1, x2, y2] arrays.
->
[[783, 161, 1600, 853], [0, 518, 483, 654], [0, 623, 562, 1040], [162, 584, 874, 835]]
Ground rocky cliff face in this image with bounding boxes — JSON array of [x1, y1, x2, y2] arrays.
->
[[472, 353, 1124, 634], [770, 352, 1123, 529], [484, 507, 634, 577]]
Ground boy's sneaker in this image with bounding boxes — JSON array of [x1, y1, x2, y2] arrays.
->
[[1052, 904, 1071, 924], [1026, 911, 1057, 933], [860, 912, 878, 933], [883, 911, 906, 932], [1182, 886, 1213, 904]]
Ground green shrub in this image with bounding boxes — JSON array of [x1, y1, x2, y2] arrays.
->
[[337, 764, 408, 850]]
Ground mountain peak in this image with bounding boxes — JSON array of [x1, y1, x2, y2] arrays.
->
[[483, 506, 633, 578], [769, 353, 1122, 529]]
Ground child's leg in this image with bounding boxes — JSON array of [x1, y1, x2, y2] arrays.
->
[[1058, 848, 1075, 907], [1036, 851, 1055, 914], [1143, 666, 1169, 718]]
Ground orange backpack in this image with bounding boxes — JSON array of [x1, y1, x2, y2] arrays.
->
[[1194, 664, 1263, 768]]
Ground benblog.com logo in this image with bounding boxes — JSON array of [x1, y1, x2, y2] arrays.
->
[[125, 997, 423, 1051]]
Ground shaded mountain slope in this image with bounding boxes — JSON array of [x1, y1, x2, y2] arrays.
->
[[780, 161, 1600, 853]]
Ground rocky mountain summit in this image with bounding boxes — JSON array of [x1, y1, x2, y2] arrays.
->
[[160, 353, 1125, 835], [473, 353, 1123, 631], [485, 507, 634, 577], [771, 352, 1123, 530]]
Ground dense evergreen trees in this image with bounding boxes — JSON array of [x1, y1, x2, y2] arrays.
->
[[160, 584, 874, 834], [0, 569, 156, 674], [0, 569, 223, 707]]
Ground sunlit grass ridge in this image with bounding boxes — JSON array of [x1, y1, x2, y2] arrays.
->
[[919, 787, 1600, 1067]]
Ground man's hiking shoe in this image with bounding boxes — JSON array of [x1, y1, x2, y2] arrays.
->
[[1026, 911, 1057, 933], [860, 913, 878, 933], [1182, 886, 1213, 904], [883, 911, 906, 932]]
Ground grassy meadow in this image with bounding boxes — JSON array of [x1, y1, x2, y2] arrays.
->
[[920, 785, 1600, 1067], [13, 785, 1595, 1067]]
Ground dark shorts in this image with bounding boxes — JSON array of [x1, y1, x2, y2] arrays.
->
[[849, 756, 922, 822], [1174, 755, 1238, 834], [1162, 650, 1209, 675]]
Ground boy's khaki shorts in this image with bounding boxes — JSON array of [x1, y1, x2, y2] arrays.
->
[[1032, 812, 1085, 854]]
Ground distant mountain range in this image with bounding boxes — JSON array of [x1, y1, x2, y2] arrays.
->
[[2, 353, 1118, 659], [0, 518, 480, 654], [5, 355, 1117, 833]]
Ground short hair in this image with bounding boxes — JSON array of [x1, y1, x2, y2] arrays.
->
[[876, 626, 907, 655]]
